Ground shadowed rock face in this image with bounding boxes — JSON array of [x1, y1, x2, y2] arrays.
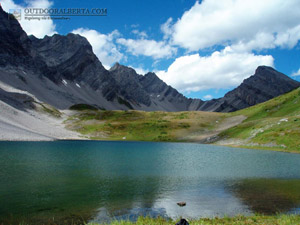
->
[[29, 34, 119, 100], [0, 6, 30, 66], [197, 66, 300, 112], [0, 5, 299, 112], [109, 63, 151, 106], [0, 6, 54, 77]]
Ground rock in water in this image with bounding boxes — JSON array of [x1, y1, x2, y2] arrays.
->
[[177, 202, 186, 207], [175, 218, 189, 225]]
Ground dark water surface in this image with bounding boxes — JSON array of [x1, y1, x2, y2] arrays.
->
[[0, 141, 300, 224]]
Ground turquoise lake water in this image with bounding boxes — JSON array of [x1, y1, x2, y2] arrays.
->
[[0, 141, 300, 224]]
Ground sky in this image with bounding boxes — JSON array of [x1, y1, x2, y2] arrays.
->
[[1, 0, 300, 100]]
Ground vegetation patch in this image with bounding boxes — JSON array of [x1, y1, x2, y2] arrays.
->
[[65, 88, 300, 153], [87, 214, 300, 225], [69, 104, 98, 111], [218, 88, 300, 152], [36, 102, 62, 118], [66, 110, 222, 142]]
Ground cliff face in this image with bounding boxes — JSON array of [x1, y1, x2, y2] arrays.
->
[[0, 6, 30, 66], [29, 34, 119, 100], [197, 66, 300, 112], [109, 63, 152, 106], [0, 6, 299, 112]]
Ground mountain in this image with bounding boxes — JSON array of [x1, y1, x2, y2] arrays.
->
[[109, 63, 195, 111], [0, 6, 191, 111], [0, 6, 299, 113], [196, 66, 300, 112], [29, 34, 119, 101], [214, 86, 300, 152]]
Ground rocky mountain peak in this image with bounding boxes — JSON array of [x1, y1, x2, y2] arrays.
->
[[29, 33, 94, 67], [1, 6, 299, 112], [198, 65, 300, 112], [29, 31, 110, 84], [255, 65, 276, 74], [109, 62, 121, 71], [0, 6, 32, 66], [109, 62, 137, 76], [253, 65, 295, 83], [109, 63, 151, 106]]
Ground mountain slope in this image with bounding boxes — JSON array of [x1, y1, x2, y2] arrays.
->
[[0, 6, 191, 111], [29, 34, 120, 101], [0, 6, 299, 113], [0, 6, 125, 110], [0, 81, 81, 141], [109, 63, 152, 107], [215, 87, 300, 152], [197, 66, 300, 112]]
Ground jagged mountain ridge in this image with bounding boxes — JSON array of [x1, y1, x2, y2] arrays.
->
[[0, 5, 299, 112], [29, 34, 119, 101], [196, 66, 300, 112], [0, 6, 195, 111]]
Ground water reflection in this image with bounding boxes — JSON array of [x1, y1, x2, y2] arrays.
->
[[229, 179, 300, 214], [1, 141, 300, 224]]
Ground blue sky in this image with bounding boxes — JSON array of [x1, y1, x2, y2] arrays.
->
[[2, 0, 300, 100]]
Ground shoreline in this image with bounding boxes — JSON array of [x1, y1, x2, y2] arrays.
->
[[0, 137, 299, 154]]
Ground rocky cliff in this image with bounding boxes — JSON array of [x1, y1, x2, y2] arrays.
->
[[0, 6, 299, 112]]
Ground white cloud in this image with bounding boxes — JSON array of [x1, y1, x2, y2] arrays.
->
[[292, 68, 300, 77], [131, 29, 148, 38], [156, 48, 274, 93], [1, 0, 56, 38], [203, 95, 213, 100], [117, 38, 177, 59], [167, 0, 300, 51], [161, 17, 173, 40], [72, 28, 124, 69], [129, 66, 148, 75]]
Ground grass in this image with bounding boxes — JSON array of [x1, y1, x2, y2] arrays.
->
[[87, 214, 300, 225], [65, 88, 300, 153], [219, 88, 300, 152], [65, 110, 223, 142]]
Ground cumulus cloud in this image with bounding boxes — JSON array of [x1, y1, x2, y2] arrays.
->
[[1, 0, 56, 38], [117, 38, 177, 59], [156, 47, 274, 93], [161, 17, 173, 40], [292, 68, 300, 77], [167, 0, 300, 51], [72, 28, 124, 69]]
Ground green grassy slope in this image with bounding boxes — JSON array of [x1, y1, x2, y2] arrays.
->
[[65, 110, 224, 142], [218, 88, 300, 152], [65, 88, 300, 152]]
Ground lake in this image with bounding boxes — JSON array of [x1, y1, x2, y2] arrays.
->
[[0, 141, 300, 224]]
